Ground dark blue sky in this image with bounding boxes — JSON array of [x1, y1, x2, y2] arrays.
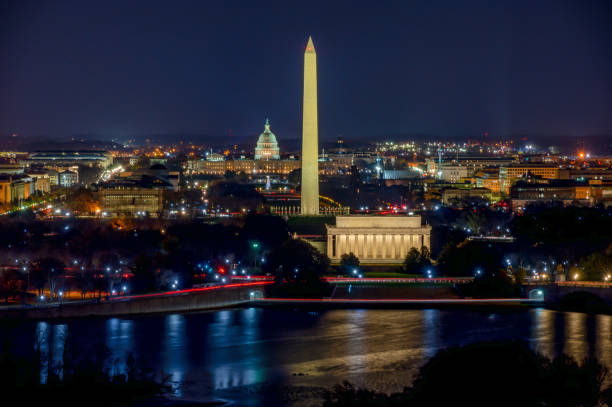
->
[[1, 0, 611, 143]]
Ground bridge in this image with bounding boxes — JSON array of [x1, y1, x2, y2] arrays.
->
[[525, 282, 612, 311]]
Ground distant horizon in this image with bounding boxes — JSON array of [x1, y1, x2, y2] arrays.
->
[[1, 133, 611, 156]]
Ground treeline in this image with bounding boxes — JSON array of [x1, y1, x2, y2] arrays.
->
[[435, 206, 612, 281], [0, 215, 292, 301], [323, 341, 612, 407], [0, 338, 167, 406]]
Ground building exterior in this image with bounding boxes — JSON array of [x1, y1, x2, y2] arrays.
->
[[319, 152, 354, 175], [0, 174, 35, 205], [559, 167, 612, 182], [591, 182, 612, 207], [301, 36, 319, 215], [326, 215, 431, 264], [25, 150, 113, 168], [24, 170, 52, 193], [96, 175, 171, 217], [509, 176, 594, 209], [474, 169, 501, 194], [188, 157, 300, 176], [442, 187, 492, 206], [0, 165, 24, 175], [440, 165, 469, 183], [46, 169, 59, 186], [59, 170, 78, 187], [499, 165, 560, 194], [254, 119, 280, 160], [427, 155, 517, 178]]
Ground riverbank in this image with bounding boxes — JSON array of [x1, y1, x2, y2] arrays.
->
[[0, 282, 271, 320], [8, 282, 607, 320], [252, 297, 540, 309]]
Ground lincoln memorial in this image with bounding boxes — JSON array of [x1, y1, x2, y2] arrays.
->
[[326, 215, 431, 264]]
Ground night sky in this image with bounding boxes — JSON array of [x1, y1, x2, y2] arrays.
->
[[1, 0, 611, 143]]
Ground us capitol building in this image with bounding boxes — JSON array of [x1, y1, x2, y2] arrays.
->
[[254, 119, 280, 160], [187, 119, 300, 175]]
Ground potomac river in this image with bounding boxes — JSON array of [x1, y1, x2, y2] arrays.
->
[[2, 307, 612, 406]]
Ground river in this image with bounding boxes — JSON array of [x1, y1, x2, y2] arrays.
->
[[2, 307, 612, 406]]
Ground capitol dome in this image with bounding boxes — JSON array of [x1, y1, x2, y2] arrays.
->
[[254, 119, 280, 160]]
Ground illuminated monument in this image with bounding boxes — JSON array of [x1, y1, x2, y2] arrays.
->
[[326, 216, 432, 264], [300, 36, 319, 215], [254, 119, 280, 160]]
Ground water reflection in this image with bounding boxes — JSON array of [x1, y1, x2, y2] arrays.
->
[[346, 309, 366, 378], [206, 308, 267, 390], [105, 318, 134, 375], [35, 321, 49, 383], [18, 308, 612, 404], [565, 312, 588, 361], [164, 314, 186, 394], [530, 308, 554, 358], [422, 309, 440, 358], [596, 315, 612, 367]]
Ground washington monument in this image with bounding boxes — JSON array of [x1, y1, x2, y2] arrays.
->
[[301, 36, 319, 215]]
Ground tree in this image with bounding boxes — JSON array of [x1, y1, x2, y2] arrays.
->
[[207, 181, 264, 212], [419, 246, 431, 267], [0, 270, 23, 303], [403, 248, 421, 274], [288, 169, 301, 186], [340, 252, 360, 275], [264, 238, 330, 284], [465, 211, 487, 234], [66, 188, 99, 214], [402, 247, 431, 275], [33, 257, 65, 301], [580, 252, 612, 281], [323, 341, 612, 407], [132, 254, 156, 293], [514, 266, 527, 285]]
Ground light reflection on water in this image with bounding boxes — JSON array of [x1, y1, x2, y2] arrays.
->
[[164, 314, 186, 394], [9, 308, 612, 405]]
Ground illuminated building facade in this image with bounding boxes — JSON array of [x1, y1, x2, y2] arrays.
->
[[499, 165, 559, 194], [96, 175, 171, 217], [254, 119, 280, 160], [25, 150, 113, 168], [59, 170, 78, 187], [510, 178, 593, 208], [326, 215, 431, 264], [0, 174, 35, 205], [442, 187, 492, 206], [188, 158, 300, 176]]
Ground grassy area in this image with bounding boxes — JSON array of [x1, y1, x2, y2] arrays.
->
[[365, 271, 419, 278], [287, 216, 335, 235], [331, 281, 456, 287]]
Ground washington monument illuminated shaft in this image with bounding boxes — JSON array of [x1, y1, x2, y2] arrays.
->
[[301, 36, 319, 215]]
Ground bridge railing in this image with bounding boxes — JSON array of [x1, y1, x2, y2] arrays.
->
[[322, 277, 474, 284], [525, 281, 612, 288]]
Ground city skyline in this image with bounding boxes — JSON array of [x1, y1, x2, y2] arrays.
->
[[1, 0, 611, 142]]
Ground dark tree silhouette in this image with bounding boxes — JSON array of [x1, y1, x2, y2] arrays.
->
[[340, 252, 360, 275]]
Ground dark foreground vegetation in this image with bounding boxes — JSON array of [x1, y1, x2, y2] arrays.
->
[[3, 338, 611, 407], [323, 341, 612, 407], [0, 339, 168, 407]]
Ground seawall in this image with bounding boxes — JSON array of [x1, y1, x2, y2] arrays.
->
[[0, 282, 270, 320]]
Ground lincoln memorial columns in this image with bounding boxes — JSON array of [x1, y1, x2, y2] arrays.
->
[[325, 215, 432, 264]]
